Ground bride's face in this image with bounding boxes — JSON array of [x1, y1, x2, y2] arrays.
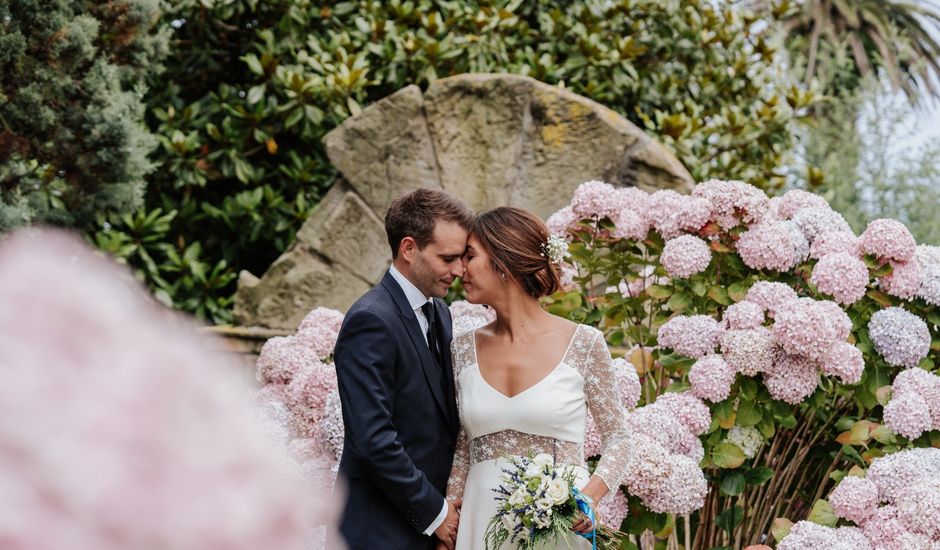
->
[[461, 233, 502, 304]]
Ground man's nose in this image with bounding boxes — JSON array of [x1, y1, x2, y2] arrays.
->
[[452, 261, 465, 278]]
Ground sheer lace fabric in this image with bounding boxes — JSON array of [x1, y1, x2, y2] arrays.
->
[[445, 324, 630, 502]]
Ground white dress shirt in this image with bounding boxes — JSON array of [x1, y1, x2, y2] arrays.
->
[[387, 265, 449, 536]]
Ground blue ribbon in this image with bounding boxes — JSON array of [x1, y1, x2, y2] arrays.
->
[[572, 488, 597, 550]]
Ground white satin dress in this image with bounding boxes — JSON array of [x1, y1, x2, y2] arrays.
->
[[446, 324, 630, 550]]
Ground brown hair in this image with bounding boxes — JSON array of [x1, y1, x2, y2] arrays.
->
[[385, 188, 474, 259], [472, 207, 562, 299]]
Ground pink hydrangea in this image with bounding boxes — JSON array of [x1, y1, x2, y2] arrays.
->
[[661, 235, 712, 278], [0, 229, 327, 550], [449, 300, 496, 335], [811, 252, 870, 305], [625, 406, 702, 462], [546, 206, 579, 238], [916, 244, 940, 266], [879, 259, 923, 300], [610, 185, 650, 210], [318, 389, 345, 461], [818, 300, 853, 340], [257, 336, 319, 385], [297, 306, 345, 335], [896, 478, 940, 539], [559, 263, 578, 290], [830, 476, 880, 524], [612, 209, 650, 241], [867, 448, 940, 504], [884, 392, 932, 440], [652, 392, 712, 436], [571, 180, 617, 218], [611, 357, 642, 409], [721, 300, 765, 330], [720, 327, 776, 376], [689, 354, 736, 402], [774, 189, 831, 220], [296, 308, 344, 359], [623, 433, 672, 500], [811, 231, 861, 259], [892, 368, 940, 429], [642, 453, 708, 514], [784, 221, 811, 264], [648, 189, 692, 239], [763, 353, 820, 404], [596, 489, 629, 529], [868, 307, 931, 368], [584, 413, 604, 458], [792, 206, 853, 243], [860, 505, 906, 549], [692, 179, 769, 229], [286, 361, 338, 437], [917, 263, 940, 305], [736, 221, 801, 271], [777, 522, 872, 550], [820, 341, 865, 385], [657, 315, 723, 358], [772, 298, 843, 360], [745, 281, 798, 318], [859, 218, 917, 263], [678, 196, 714, 233]]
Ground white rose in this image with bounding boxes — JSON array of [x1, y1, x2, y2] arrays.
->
[[535, 497, 554, 511], [546, 478, 569, 505], [501, 512, 517, 531], [525, 462, 544, 479], [533, 453, 554, 469], [508, 487, 528, 506]]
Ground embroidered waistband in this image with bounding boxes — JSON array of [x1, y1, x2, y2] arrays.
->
[[468, 429, 582, 467]]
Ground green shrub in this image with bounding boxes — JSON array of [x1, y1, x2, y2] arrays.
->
[[0, 0, 168, 230], [42, 0, 810, 323]]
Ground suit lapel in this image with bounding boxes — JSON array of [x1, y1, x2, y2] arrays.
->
[[434, 300, 459, 433], [380, 273, 451, 425]]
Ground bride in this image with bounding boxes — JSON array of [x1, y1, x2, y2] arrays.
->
[[440, 207, 630, 550]]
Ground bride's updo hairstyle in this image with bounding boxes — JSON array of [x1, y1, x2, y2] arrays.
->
[[472, 207, 562, 299]]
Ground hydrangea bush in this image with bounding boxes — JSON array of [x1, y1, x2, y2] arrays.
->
[[543, 179, 939, 548], [260, 178, 937, 549]]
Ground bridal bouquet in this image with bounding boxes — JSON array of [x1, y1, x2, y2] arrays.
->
[[484, 453, 616, 550]]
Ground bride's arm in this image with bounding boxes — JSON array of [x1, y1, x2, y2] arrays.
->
[[446, 426, 469, 502], [581, 328, 631, 503]]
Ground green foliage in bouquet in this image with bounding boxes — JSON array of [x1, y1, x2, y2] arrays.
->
[[543, 181, 940, 548], [0, 0, 168, 231], [102, 0, 808, 322]]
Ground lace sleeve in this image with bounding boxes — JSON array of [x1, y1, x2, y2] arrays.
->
[[584, 328, 630, 492], [446, 427, 469, 501], [445, 331, 473, 501]]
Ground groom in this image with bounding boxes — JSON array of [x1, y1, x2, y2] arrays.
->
[[332, 188, 473, 550]]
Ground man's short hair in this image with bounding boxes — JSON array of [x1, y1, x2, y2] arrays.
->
[[385, 188, 473, 259]]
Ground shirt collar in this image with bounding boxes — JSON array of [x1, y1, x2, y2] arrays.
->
[[389, 265, 432, 311]]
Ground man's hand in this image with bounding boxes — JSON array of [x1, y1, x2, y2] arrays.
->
[[433, 498, 462, 549]]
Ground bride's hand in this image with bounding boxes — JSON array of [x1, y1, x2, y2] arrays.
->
[[571, 511, 594, 534], [434, 540, 451, 550]]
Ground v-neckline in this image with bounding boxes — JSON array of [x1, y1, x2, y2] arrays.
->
[[471, 324, 581, 399]]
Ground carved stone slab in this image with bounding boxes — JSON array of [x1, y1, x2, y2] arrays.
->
[[234, 74, 693, 329]]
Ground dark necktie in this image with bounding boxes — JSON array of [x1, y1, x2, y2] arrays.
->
[[421, 301, 442, 366]]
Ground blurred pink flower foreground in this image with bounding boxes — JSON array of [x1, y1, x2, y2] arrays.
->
[[0, 229, 339, 550]]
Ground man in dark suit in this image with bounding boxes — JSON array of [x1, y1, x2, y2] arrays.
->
[[332, 188, 473, 550]]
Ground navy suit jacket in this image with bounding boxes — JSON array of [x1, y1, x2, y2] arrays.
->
[[332, 271, 459, 550]]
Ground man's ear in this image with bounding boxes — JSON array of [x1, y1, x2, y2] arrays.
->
[[399, 236, 417, 262]]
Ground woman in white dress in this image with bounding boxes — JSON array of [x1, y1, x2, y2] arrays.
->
[[439, 207, 631, 550]]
